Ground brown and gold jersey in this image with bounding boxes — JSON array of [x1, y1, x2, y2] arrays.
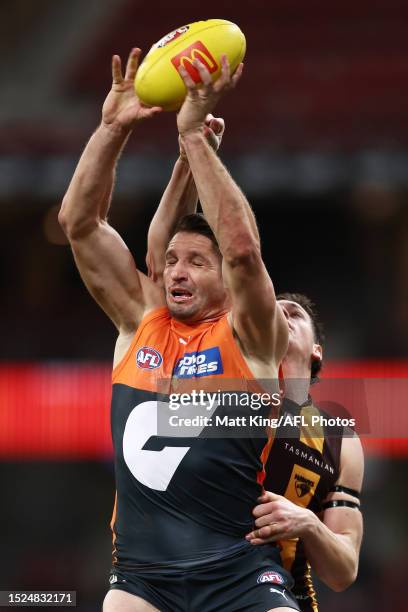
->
[[263, 397, 343, 611]]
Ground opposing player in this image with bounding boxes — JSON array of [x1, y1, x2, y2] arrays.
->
[[59, 48, 299, 612], [247, 294, 364, 610]]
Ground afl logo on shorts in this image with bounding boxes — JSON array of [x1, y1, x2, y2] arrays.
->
[[257, 571, 284, 585], [136, 346, 163, 370]]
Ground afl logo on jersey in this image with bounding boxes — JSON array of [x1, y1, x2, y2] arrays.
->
[[257, 571, 284, 585], [136, 346, 163, 370]]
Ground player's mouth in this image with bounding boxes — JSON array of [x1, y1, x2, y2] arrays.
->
[[170, 287, 193, 303]]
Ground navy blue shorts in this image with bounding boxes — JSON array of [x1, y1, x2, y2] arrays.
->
[[108, 544, 300, 611]]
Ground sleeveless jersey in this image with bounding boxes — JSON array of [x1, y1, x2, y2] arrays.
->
[[263, 397, 343, 612], [110, 307, 276, 571]]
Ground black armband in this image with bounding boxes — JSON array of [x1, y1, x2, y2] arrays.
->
[[322, 500, 361, 511], [329, 485, 360, 499]]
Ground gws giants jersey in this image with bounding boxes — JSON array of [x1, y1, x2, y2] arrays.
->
[[110, 307, 276, 571]]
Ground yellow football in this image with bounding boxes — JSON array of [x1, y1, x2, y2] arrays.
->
[[135, 19, 246, 111]]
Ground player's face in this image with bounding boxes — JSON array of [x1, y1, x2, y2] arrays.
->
[[278, 300, 322, 366], [164, 232, 228, 321]]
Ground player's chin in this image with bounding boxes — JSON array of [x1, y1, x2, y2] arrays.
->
[[167, 300, 198, 320]]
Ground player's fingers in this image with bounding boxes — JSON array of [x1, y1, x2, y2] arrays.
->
[[193, 59, 212, 87], [248, 533, 279, 545], [246, 525, 276, 540], [214, 55, 231, 92], [257, 491, 282, 503], [231, 62, 244, 88], [210, 117, 225, 135], [141, 105, 163, 119], [257, 492, 269, 502], [178, 65, 197, 91], [247, 537, 271, 545], [112, 55, 123, 85], [125, 47, 141, 81], [253, 501, 275, 517], [254, 515, 277, 528], [204, 127, 219, 150]]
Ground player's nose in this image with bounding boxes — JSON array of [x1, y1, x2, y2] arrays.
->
[[170, 261, 188, 281]]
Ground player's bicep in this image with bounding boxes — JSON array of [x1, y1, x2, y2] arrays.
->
[[322, 435, 364, 551], [70, 221, 162, 331]]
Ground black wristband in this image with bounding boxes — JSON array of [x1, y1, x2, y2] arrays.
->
[[329, 485, 360, 499], [323, 500, 360, 510]]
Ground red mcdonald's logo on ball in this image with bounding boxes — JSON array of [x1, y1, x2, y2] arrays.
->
[[171, 40, 218, 83]]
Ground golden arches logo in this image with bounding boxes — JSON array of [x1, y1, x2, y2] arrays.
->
[[180, 48, 217, 72], [171, 41, 218, 83]]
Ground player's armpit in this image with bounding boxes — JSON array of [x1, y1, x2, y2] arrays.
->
[[69, 220, 165, 333]]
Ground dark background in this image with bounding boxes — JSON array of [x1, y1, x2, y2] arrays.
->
[[1, 1, 407, 610]]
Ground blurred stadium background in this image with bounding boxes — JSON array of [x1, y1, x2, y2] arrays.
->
[[1, 1, 407, 610]]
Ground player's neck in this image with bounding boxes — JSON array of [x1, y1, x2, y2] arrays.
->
[[281, 357, 311, 405], [171, 307, 229, 328]]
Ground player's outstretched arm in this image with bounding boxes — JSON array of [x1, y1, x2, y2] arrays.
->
[[177, 58, 287, 366], [146, 115, 225, 286], [247, 435, 364, 591], [59, 49, 164, 333]]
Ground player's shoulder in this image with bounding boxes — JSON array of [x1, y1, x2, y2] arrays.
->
[[113, 306, 170, 369], [142, 305, 170, 323]]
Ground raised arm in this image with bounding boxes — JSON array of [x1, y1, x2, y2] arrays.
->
[[59, 49, 164, 334], [146, 115, 225, 286], [247, 435, 364, 592], [177, 57, 287, 366]]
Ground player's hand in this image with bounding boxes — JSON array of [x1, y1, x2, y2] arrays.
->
[[245, 492, 316, 544], [102, 48, 162, 132], [179, 114, 225, 160], [177, 55, 243, 136]]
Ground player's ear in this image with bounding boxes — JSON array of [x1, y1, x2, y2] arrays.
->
[[312, 343, 322, 362]]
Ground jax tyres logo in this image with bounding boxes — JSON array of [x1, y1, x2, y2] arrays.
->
[[154, 25, 189, 49], [173, 347, 223, 378], [257, 571, 284, 585], [171, 40, 218, 83], [136, 346, 163, 370], [295, 473, 314, 498]]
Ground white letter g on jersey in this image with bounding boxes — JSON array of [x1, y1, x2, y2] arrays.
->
[[123, 401, 190, 491]]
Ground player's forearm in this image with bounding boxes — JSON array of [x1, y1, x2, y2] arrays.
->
[[181, 131, 260, 259], [301, 511, 359, 591], [147, 157, 198, 282], [59, 123, 131, 238]]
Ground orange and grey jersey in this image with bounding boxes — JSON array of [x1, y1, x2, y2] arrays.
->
[[110, 307, 276, 571], [263, 397, 343, 612]]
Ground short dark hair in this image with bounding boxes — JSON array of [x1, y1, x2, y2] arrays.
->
[[277, 292, 325, 380], [171, 213, 220, 254]]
